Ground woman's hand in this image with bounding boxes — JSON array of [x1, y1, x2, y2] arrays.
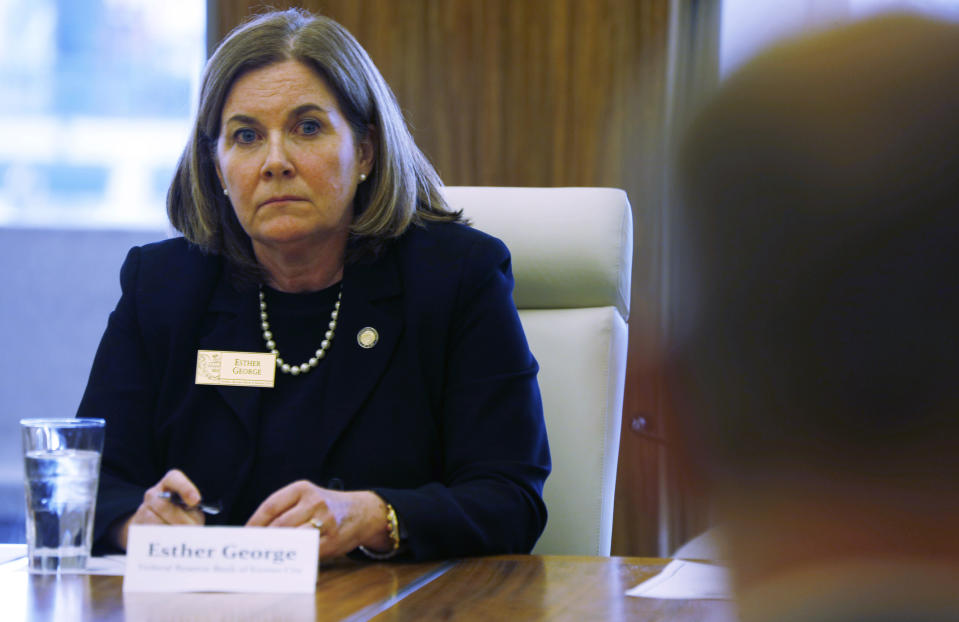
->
[[112, 469, 205, 550], [246, 481, 393, 559]]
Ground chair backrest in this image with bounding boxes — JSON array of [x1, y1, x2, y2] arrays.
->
[[442, 186, 632, 556]]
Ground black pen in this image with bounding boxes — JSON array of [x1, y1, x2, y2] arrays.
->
[[158, 490, 222, 515]]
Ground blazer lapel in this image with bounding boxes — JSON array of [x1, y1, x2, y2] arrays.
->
[[317, 248, 403, 462], [198, 273, 264, 439]]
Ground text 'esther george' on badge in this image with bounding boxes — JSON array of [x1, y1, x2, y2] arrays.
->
[[195, 350, 276, 388]]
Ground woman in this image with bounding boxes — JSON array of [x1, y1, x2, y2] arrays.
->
[[78, 8, 550, 561]]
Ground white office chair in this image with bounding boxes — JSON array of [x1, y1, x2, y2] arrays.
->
[[442, 186, 632, 556]]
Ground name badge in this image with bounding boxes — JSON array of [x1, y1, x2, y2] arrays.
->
[[195, 350, 276, 388], [124, 525, 318, 593]]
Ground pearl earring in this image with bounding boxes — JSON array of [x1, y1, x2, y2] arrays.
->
[[223, 188, 229, 196], [359, 173, 367, 182]]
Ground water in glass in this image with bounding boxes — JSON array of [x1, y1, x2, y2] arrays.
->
[[24, 448, 101, 572]]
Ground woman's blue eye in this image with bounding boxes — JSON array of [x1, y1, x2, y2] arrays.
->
[[300, 120, 321, 135], [234, 128, 257, 144]]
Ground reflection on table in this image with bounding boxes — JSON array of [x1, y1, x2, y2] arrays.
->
[[0, 553, 737, 621]]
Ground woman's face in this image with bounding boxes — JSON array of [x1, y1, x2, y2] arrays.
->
[[215, 60, 373, 255]]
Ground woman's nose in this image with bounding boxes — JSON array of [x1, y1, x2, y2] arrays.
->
[[260, 137, 294, 178]]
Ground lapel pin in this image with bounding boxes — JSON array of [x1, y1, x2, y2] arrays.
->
[[357, 327, 379, 349]]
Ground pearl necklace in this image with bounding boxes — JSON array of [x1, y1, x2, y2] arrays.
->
[[259, 285, 342, 376]]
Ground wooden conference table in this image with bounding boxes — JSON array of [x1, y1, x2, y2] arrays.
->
[[3, 553, 736, 621]]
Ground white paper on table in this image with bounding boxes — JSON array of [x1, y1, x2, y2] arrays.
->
[[0, 554, 126, 575], [83, 555, 127, 575], [0, 544, 27, 565], [626, 559, 732, 600]]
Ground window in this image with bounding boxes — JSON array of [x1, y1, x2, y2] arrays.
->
[[0, 0, 205, 229], [0, 0, 205, 545], [850, 0, 959, 19], [721, 0, 959, 77]]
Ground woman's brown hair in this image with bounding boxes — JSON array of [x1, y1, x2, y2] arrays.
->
[[167, 8, 460, 284]]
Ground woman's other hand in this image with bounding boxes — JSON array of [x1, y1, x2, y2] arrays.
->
[[112, 469, 206, 550], [246, 481, 393, 559]]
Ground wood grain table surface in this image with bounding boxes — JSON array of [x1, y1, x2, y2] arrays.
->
[[368, 555, 736, 622], [0, 553, 737, 621]]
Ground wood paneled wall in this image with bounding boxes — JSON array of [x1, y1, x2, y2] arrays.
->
[[214, 0, 673, 556]]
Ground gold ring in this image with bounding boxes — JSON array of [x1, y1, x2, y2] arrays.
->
[[309, 518, 324, 532]]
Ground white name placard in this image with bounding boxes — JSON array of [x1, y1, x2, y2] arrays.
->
[[195, 350, 276, 388], [124, 525, 318, 593]]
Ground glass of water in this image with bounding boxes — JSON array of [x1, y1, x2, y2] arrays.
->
[[20, 418, 105, 573]]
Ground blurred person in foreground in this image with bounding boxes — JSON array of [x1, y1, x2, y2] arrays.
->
[[77, 8, 549, 561], [672, 13, 959, 622]]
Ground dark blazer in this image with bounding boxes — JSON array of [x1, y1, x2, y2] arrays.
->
[[78, 222, 550, 560]]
